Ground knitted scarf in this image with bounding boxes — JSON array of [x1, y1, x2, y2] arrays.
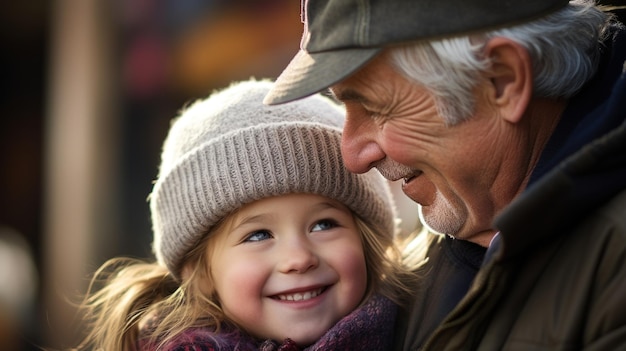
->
[[139, 294, 397, 351]]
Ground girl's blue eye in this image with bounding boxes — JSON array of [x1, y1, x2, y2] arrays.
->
[[312, 219, 338, 232], [244, 230, 272, 242]]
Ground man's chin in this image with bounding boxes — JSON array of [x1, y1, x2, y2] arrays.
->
[[418, 203, 462, 237]]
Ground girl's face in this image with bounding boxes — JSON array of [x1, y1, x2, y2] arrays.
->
[[206, 193, 367, 346]]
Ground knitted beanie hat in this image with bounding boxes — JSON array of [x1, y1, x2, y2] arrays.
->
[[150, 79, 397, 280]]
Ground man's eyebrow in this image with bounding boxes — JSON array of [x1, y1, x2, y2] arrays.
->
[[329, 88, 368, 103]]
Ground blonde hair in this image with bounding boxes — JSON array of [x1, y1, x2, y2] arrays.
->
[[355, 217, 416, 306], [76, 209, 415, 350]]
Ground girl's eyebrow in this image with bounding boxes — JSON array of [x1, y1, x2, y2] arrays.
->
[[232, 201, 343, 228], [315, 201, 342, 211], [308, 201, 348, 216], [232, 213, 273, 229]]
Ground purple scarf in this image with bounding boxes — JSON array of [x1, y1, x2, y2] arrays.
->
[[139, 294, 397, 351]]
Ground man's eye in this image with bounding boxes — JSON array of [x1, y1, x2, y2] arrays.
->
[[244, 230, 272, 242], [368, 110, 387, 123], [359, 105, 386, 124], [311, 219, 339, 232]]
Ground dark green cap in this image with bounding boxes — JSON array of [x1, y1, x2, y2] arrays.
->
[[264, 0, 569, 105]]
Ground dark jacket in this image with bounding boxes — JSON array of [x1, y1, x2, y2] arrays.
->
[[398, 21, 626, 351], [393, 234, 486, 350]]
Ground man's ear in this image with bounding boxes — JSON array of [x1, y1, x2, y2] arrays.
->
[[483, 37, 532, 124]]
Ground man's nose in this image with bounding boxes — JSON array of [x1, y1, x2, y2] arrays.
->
[[341, 116, 385, 174]]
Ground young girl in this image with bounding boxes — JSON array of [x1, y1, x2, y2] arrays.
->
[[77, 79, 413, 350]]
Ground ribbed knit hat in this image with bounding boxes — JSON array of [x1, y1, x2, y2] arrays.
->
[[150, 79, 397, 279]]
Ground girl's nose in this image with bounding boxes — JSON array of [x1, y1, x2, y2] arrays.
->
[[277, 238, 319, 274]]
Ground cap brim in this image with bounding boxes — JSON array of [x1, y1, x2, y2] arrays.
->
[[264, 47, 381, 105]]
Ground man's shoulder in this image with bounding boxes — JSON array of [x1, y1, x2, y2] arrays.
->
[[595, 186, 626, 226], [402, 232, 487, 287]]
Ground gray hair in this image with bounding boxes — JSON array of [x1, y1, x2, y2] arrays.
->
[[389, 0, 613, 124]]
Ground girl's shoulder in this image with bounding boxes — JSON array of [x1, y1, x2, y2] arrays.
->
[[137, 327, 216, 351], [138, 321, 259, 351], [161, 328, 222, 351]]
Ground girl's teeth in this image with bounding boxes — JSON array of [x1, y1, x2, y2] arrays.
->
[[277, 288, 322, 301]]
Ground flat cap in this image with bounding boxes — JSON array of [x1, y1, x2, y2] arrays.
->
[[264, 0, 569, 105]]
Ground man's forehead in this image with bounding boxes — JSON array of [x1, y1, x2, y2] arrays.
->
[[330, 51, 392, 96]]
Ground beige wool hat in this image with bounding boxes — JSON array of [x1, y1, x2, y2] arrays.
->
[[150, 79, 397, 279]]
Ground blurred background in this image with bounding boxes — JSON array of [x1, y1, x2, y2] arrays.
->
[[0, 1, 421, 349], [8, 1, 623, 350]]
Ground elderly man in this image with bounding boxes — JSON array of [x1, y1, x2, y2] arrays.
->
[[265, 0, 626, 350]]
